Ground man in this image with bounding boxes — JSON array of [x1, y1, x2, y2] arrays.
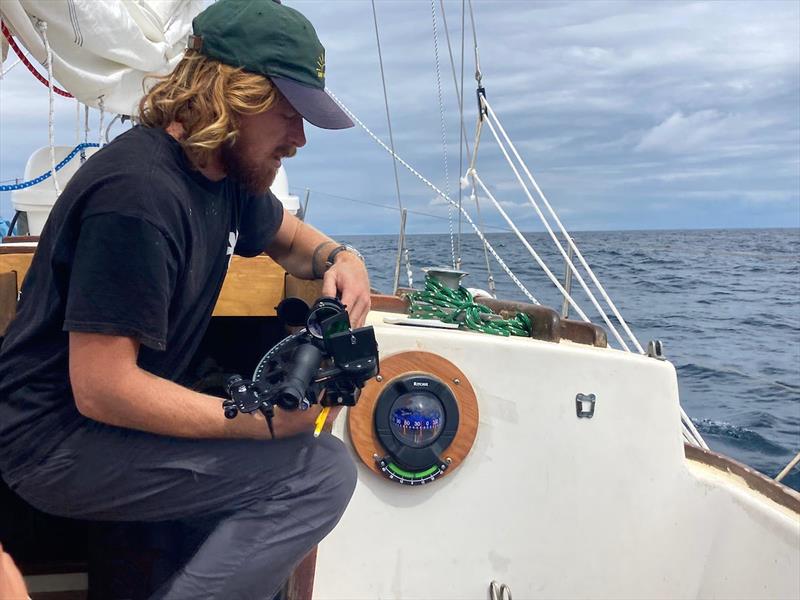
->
[[0, 1, 368, 597]]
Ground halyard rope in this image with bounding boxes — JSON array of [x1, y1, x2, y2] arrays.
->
[[36, 19, 60, 195], [370, 0, 412, 289], [408, 273, 531, 337]]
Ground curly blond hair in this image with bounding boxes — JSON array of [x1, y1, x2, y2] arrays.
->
[[139, 50, 278, 168]]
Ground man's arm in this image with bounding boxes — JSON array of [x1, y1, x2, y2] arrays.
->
[[266, 209, 371, 327], [69, 332, 329, 439]]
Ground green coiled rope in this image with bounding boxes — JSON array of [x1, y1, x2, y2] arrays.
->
[[406, 274, 532, 337]]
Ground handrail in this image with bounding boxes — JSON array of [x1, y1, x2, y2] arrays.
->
[[776, 451, 800, 483]]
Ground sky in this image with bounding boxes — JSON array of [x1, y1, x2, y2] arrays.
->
[[1, 0, 799, 236]]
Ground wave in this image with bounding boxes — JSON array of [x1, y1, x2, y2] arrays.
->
[[678, 363, 800, 393], [692, 419, 788, 455]]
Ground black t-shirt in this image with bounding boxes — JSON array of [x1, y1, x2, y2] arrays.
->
[[0, 126, 283, 472]]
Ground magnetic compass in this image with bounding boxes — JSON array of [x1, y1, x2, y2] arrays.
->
[[349, 351, 479, 487], [372, 375, 459, 485]]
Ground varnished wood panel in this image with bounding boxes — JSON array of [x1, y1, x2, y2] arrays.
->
[[284, 547, 317, 600], [212, 255, 285, 316], [0, 252, 33, 285], [0, 271, 18, 336], [284, 275, 324, 307], [0, 250, 286, 317], [370, 294, 408, 313], [348, 351, 479, 482], [2, 235, 39, 243]]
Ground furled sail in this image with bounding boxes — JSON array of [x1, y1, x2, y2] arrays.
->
[[0, 0, 205, 115]]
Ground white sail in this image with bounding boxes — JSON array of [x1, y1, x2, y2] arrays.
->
[[0, 0, 205, 115]]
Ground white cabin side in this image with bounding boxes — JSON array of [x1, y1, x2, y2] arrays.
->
[[315, 313, 800, 600]]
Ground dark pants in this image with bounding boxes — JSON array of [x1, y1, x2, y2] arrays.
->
[[2, 420, 357, 599]]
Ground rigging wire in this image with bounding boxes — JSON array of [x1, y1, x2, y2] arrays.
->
[[439, 0, 496, 291], [478, 96, 706, 447], [465, 91, 496, 295], [430, 0, 456, 269], [458, 0, 466, 264], [287, 186, 519, 233], [483, 98, 645, 354], [0, 57, 21, 78], [471, 170, 590, 324], [370, 0, 412, 290], [326, 88, 539, 305], [437, 0, 471, 265], [464, 1, 496, 294], [482, 114, 632, 351]]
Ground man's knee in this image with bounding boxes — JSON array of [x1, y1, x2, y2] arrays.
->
[[314, 433, 357, 517]]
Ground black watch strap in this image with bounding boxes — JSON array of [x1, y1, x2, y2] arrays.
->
[[326, 244, 363, 268]]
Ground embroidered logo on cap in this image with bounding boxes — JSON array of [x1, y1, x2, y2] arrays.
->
[[316, 53, 325, 79]]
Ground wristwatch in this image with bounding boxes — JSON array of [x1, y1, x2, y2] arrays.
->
[[325, 244, 364, 268]]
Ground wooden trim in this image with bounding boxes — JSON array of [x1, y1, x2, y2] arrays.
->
[[29, 591, 87, 600], [212, 255, 285, 316], [348, 351, 479, 482], [370, 294, 408, 313], [1, 270, 18, 336], [475, 297, 607, 347], [284, 547, 317, 600], [0, 248, 604, 346], [684, 443, 800, 514], [2, 235, 39, 243], [0, 253, 33, 300], [19, 560, 88, 576], [0, 245, 35, 254], [561, 318, 607, 347], [284, 275, 324, 308]]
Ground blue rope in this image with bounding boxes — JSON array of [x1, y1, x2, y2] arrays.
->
[[0, 143, 100, 192]]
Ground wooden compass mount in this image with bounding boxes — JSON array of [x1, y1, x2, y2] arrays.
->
[[348, 351, 479, 481]]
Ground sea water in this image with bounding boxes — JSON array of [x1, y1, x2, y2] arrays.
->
[[342, 228, 800, 491]]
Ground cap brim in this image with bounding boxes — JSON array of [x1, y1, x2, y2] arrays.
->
[[272, 76, 353, 130]]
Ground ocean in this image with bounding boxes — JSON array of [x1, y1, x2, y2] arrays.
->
[[342, 228, 800, 491]]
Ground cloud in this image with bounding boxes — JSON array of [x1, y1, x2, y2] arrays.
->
[[636, 110, 741, 153], [1, 0, 798, 233]]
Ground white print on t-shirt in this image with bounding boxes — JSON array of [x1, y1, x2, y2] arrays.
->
[[227, 230, 239, 267]]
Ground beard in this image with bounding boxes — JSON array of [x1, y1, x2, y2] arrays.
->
[[221, 140, 297, 196]]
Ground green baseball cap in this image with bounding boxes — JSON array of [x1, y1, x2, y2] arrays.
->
[[191, 0, 353, 129]]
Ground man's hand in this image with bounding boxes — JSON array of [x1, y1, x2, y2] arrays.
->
[[322, 252, 371, 328], [266, 211, 371, 327]]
